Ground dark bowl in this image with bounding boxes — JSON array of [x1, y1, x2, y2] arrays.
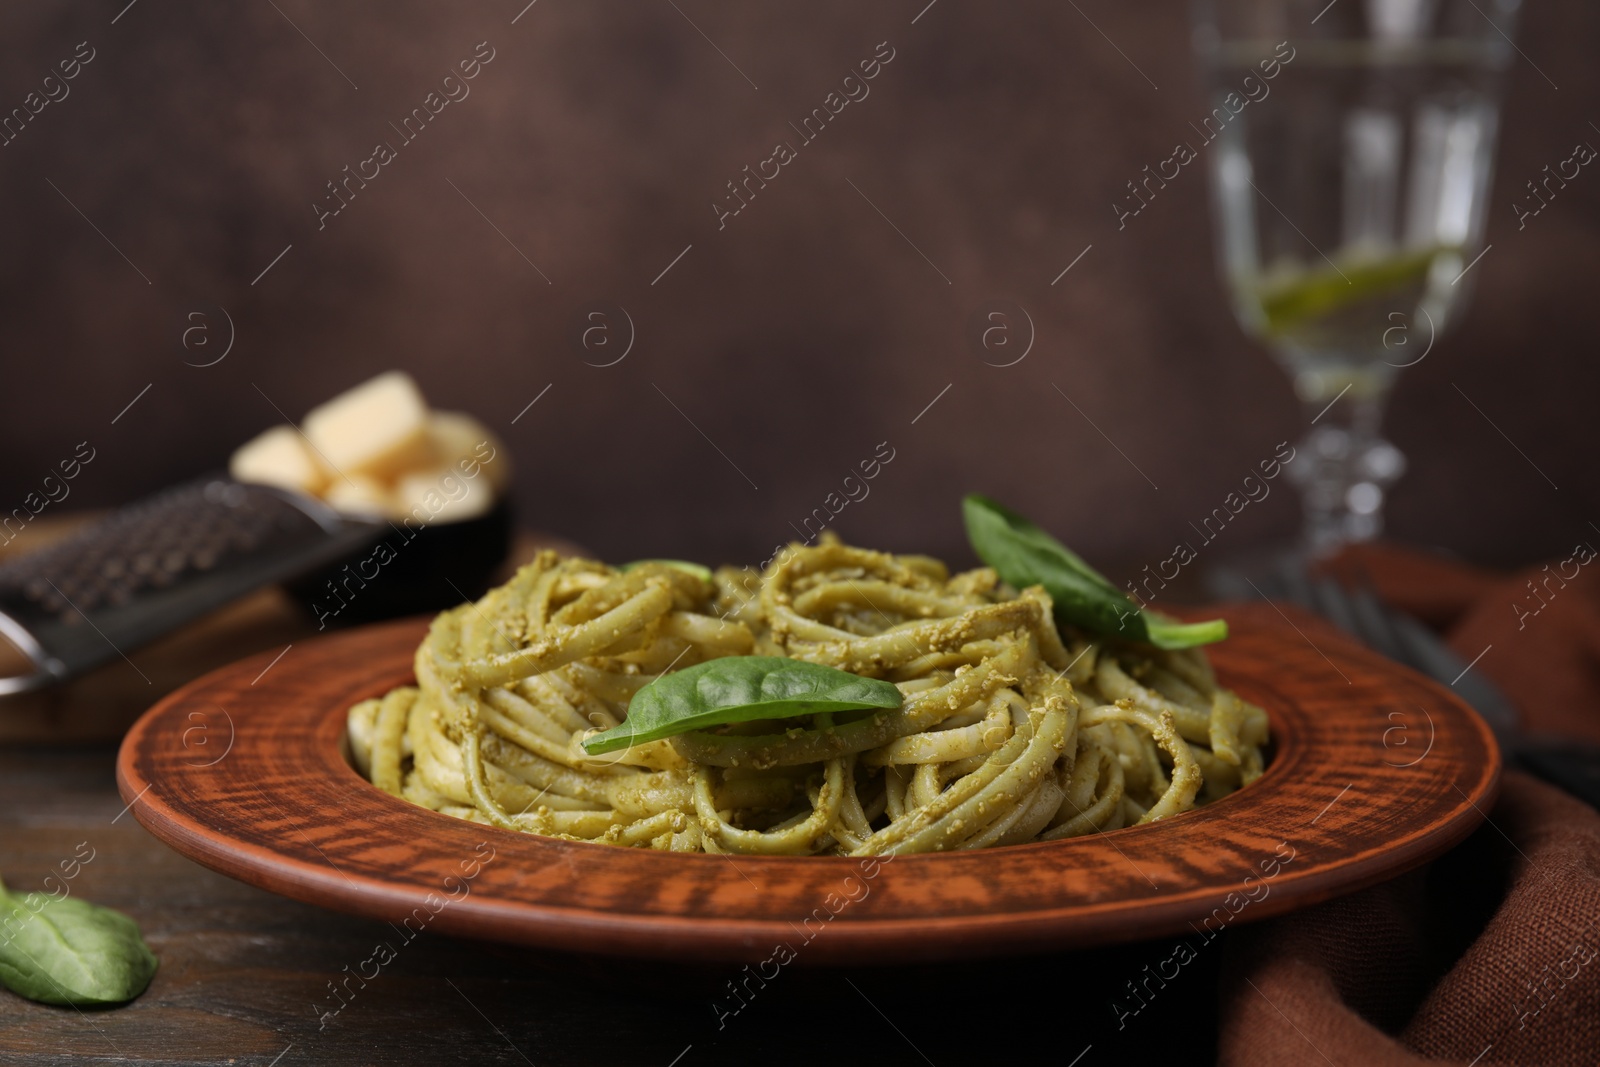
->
[[283, 497, 513, 627]]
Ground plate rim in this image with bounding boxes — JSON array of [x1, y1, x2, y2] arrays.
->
[[116, 607, 1501, 964]]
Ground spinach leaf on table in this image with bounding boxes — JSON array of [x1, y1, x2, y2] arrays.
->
[[0, 876, 158, 1007]]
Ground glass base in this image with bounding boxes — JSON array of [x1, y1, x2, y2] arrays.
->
[[1286, 425, 1405, 556]]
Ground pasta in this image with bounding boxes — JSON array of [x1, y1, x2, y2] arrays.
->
[[346, 535, 1270, 855]]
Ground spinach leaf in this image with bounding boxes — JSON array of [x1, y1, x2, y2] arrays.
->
[[962, 494, 1227, 649], [582, 656, 902, 754], [0, 877, 157, 1006], [618, 559, 714, 582]]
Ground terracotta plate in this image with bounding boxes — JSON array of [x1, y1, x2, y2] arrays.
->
[[117, 604, 1499, 964]]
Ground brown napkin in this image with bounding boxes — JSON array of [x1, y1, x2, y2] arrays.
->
[[1320, 540, 1600, 743], [1219, 542, 1600, 1066]]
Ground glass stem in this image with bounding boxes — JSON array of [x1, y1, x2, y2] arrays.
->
[[1287, 373, 1406, 558]]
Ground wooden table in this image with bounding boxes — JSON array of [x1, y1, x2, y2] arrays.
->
[[0, 527, 1221, 1065], [0, 747, 1226, 1066]]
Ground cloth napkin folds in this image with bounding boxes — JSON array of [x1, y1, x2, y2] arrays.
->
[[1219, 542, 1600, 1066]]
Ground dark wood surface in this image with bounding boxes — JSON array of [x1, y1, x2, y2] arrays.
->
[[2, 747, 1256, 1067], [116, 605, 1499, 966]]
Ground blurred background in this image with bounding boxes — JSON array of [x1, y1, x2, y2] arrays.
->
[[1, 11, 1598, 1060], [0, 0, 1594, 576]]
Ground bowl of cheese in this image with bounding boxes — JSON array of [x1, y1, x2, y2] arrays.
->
[[229, 371, 514, 626]]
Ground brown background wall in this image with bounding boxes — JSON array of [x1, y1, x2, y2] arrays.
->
[[0, 1, 1594, 581]]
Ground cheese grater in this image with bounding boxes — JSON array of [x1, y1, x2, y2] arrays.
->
[[0, 477, 386, 694]]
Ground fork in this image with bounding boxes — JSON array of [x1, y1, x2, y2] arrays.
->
[[1206, 555, 1514, 729], [1209, 555, 1600, 809]]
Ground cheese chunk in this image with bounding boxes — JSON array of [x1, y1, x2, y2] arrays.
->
[[395, 466, 495, 524], [323, 473, 393, 517], [428, 411, 511, 494], [229, 424, 328, 495], [302, 371, 433, 480]]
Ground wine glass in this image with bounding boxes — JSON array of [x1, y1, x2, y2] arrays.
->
[[1191, 0, 1519, 555]]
